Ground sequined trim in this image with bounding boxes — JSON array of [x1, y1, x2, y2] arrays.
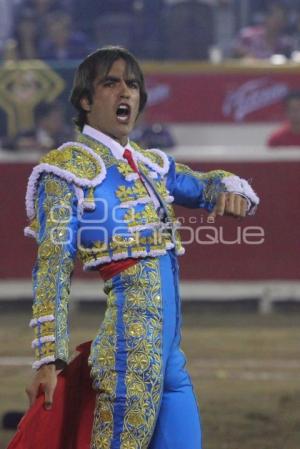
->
[[118, 197, 152, 208], [24, 226, 37, 238], [29, 314, 54, 327], [32, 335, 55, 348], [130, 142, 170, 176], [33, 356, 55, 370], [79, 229, 179, 271], [222, 175, 260, 214]]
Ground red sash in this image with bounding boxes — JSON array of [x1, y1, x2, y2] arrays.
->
[[98, 258, 138, 280]]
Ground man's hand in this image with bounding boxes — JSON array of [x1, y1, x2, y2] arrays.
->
[[209, 192, 248, 218], [25, 363, 57, 410]]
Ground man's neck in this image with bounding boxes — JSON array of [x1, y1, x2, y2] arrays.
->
[[81, 124, 131, 160]]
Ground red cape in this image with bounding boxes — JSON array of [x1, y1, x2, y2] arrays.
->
[[7, 341, 96, 449]]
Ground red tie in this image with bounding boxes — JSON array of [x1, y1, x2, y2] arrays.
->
[[123, 148, 140, 174]]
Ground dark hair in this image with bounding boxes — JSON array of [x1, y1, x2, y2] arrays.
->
[[285, 90, 300, 105], [70, 46, 148, 131]]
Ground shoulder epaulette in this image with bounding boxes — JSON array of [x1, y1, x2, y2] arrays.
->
[[25, 142, 106, 220]]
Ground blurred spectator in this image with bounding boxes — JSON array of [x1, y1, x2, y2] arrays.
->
[[131, 123, 176, 150], [12, 7, 39, 59], [34, 101, 74, 151], [232, 2, 294, 59], [21, 0, 62, 15], [73, 0, 138, 38], [93, 13, 136, 52], [6, 101, 74, 153], [0, 0, 22, 51], [9, 129, 40, 152], [163, 0, 215, 60], [290, 13, 300, 56], [267, 91, 300, 148], [133, 0, 165, 59], [38, 10, 91, 60]]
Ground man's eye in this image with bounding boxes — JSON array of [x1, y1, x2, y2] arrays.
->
[[128, 81, 139, 89], [104, 81, 115, 87]]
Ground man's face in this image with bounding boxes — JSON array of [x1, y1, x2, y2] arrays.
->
[[82, 58, 141, 146]]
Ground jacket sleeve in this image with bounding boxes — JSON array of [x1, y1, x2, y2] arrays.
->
[[30, 173, 79, 369], [166, 157, 259, 214]]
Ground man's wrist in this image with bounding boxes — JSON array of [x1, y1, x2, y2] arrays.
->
[[41, 359, 67, 370]]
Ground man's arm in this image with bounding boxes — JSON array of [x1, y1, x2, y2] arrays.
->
[[166, 159, 259, 216], [26, 173, 79, 409]]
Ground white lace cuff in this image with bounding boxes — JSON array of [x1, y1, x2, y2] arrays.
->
[[222, 175, 260, 215]]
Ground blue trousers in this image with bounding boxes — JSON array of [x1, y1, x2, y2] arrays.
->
[[89, 252, 202, 449]]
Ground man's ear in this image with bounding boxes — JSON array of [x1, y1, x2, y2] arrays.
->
[[80, 97, 91, 112]]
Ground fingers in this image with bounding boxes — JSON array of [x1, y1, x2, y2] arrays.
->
[[233, 194, 241, 216], [43, 385, 54, 410], [43, 376, 57, 410], [25, 364, 57, 410], [25, 383, 39, 408], [240, 197, 248, 217], [209, 192, 226, 218], [231, 195, 248, 217], [211, 193, 248, 219]]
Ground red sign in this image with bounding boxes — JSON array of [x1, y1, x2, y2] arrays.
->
[[144, 67, 300, 123]]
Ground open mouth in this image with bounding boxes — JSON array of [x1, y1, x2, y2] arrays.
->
[[116, 103, 131, 122]]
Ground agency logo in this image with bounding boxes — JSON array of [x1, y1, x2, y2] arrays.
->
[[49, 202, 265, 248]]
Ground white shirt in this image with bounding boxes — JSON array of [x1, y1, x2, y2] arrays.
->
[[82, 125, 161, 209]]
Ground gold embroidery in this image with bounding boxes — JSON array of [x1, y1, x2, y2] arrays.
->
[[77, 133, 117, 168], [38, 321, 55, 337], [90, 290, 118, 449], [85, 187, 95, 205], [117, 160, 136, 178], [175, 163, 234, 207], [41, 145, 101, 180], [78, 228, 176, 268], [90, 260, 163, 449], [32, 174, 75, 363], [120, 259, 163, 449], [123, 204, 159, 229], [115, 181, 147, 203], [175, 163, 232, 181]]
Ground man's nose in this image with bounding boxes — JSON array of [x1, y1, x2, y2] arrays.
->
[[120, 80, 130, 97]]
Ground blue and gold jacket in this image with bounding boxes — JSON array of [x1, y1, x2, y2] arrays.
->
[[25, 132, 259, 368]]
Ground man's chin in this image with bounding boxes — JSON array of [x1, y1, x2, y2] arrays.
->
[[115, 124, 135, 142]]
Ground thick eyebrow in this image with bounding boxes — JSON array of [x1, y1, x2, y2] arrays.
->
[[98, 75, 139, 85]]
